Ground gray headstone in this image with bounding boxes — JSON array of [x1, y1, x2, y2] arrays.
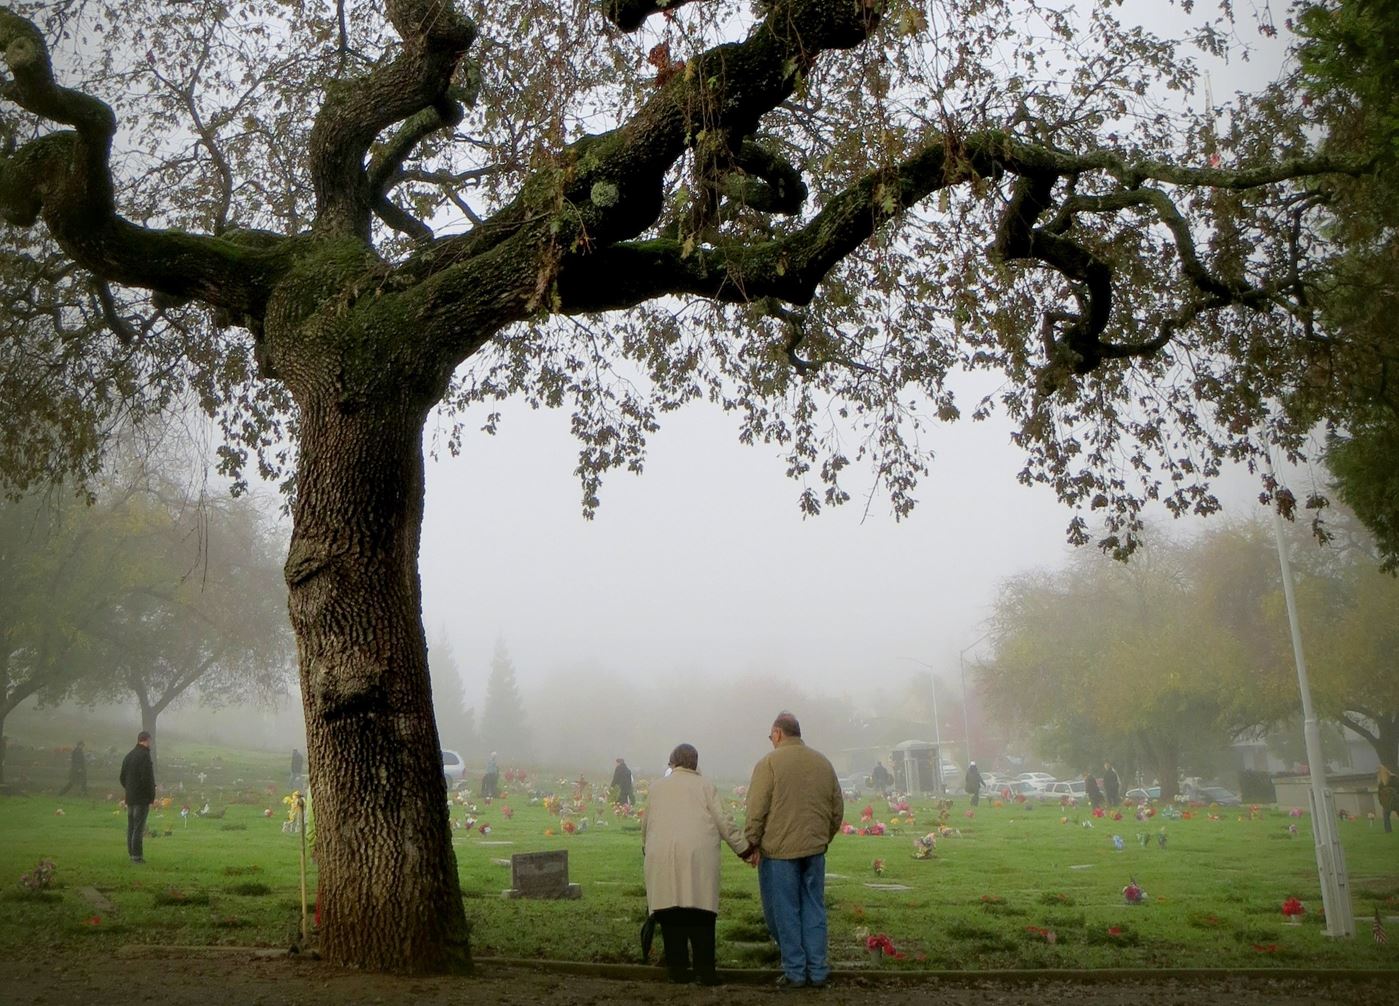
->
[[504, 850, 582, 899]]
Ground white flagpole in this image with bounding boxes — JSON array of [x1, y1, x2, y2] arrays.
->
[[1264, 446, 1353, 937]]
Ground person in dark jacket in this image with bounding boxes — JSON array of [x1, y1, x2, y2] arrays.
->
[[119, 732, 156, 863], [58, 740, 88, 796], [612, 757, 635, 805], [1085, 771, 1103, 809], [1379, 766, 1397, 834], [964, 761, 984, 807], [1102, 761, 1120, 806]]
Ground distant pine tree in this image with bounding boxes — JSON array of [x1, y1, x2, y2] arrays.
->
[[428, 631, 477, 755], [480, 639, 531, 762]]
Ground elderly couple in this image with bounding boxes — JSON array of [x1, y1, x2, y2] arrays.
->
[[640, 711, 844, 988]]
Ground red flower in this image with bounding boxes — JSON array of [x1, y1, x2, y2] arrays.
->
[[1107, 926, 1122, 937], [1282, 896, 1305, 918], [1252, 942, 1279, 953], [865, 933, 904, 958]]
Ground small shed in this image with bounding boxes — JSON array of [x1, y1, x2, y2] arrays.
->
[[891, 740, 950, 796]]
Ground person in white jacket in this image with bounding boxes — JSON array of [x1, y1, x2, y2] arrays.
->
[[642, 743, 755, 984]]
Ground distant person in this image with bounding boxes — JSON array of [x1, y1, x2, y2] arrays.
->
[[119, 731, 156, 864], [58, 740, 88, 796], [871, 761, 893, 791], [745, 711, 844, 989], [642, 743, 753, 985], [1085, 771, 1103, 809], [482, 751, 499, 799], [964, 761, 983, 807], [1102, 761, 1120, 806], [612, 757, 635, 805], [289, 747, 303, 788], [1379, 766, 1398, 834]]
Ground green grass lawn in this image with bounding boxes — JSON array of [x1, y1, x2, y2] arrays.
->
[[3, 746, 1398, 971]]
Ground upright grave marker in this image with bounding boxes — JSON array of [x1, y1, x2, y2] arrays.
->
[[504, 850, 582, 899]]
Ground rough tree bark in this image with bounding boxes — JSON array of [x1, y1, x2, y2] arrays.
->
[[286, 391, 468, 971]]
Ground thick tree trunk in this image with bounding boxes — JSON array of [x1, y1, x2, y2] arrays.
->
[[286, 395, 468, 973]]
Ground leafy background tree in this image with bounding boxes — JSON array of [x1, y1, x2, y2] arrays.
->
[[66, 483, 293, 764], [981, 514, 1399, 791], [0, 0, 1387, 972]]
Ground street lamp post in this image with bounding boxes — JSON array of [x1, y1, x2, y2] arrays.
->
[[959, 629, 992, 766]]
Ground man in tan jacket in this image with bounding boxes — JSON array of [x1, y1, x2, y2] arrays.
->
[[745, 711, 844, 988]]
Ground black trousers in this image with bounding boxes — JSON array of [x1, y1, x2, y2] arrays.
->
[[655, 907, 717, 981]]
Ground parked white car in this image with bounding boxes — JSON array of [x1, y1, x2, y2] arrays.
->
[[1041, 780, 1087, 800], [442, 749, 467, 788], [1015, 772, 1056, 790]]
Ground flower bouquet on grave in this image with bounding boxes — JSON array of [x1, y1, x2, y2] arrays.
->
[[1282, 897, 1306, 923], [866, 933, 904, 961], [1122, 879, 1146, 905], [913, 834, 936, 859]]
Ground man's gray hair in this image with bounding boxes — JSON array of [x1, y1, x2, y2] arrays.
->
[[668, 743, 699, 771], [772, 711, 801, 738]]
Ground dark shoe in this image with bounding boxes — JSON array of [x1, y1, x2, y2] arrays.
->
[[666, 971, 692, 984], [775, 975, 806, 989], [130, 857, 145, 864], [695, 973, 722, 986]]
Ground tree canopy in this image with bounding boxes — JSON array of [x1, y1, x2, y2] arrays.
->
[[1, 0, 1390, 974]]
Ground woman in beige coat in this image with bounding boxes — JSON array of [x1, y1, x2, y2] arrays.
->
[[642, 743, 754, 984]]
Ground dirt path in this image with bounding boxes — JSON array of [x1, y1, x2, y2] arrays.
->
[[1, 949, 1391, 1005]]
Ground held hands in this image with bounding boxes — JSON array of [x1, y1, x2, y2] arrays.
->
[[738, 845, 760, 868]]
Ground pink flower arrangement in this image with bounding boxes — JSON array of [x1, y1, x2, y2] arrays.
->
[[841, 822, 856, 835], [860, 805, 875, 823], [1091, 806, 1105, 819], [1122, 880, 1145, 904]]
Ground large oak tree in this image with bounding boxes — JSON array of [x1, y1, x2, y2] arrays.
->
[[0, 0, 1382, 973]]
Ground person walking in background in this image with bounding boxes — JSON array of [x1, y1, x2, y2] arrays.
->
[[1102, 761, 1120, 806], [58, 740, 87, 796], [964, 761, 984, 807], [482, 751, 499, 799], [871, 761, 893, 792], [289, 747, 303, 788], [119, 731, 156, 863], [1085, 770, 1103, 809], [642, 743, 754, 985], [745, 711, 844, 989], [612, 757, 635, 805], [1379, 766, 1397, 834]]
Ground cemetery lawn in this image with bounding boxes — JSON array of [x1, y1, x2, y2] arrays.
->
[[2, 747, 1398, 972]]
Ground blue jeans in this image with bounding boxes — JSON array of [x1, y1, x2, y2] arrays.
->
[[759, 853, 828, 985], [127, 803, 149, 861]]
